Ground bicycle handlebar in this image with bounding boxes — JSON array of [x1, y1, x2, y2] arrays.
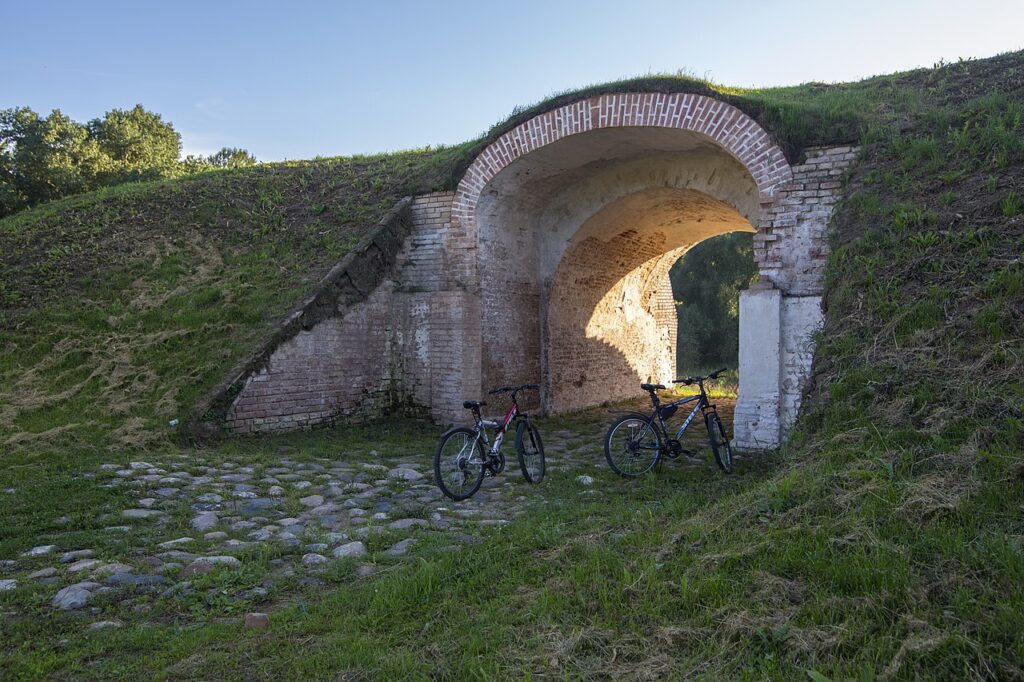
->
[[487, 383, 539, 395], [672, 368, 728, 385]]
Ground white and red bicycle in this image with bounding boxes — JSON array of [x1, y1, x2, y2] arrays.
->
[[433, 384, 546, 500]]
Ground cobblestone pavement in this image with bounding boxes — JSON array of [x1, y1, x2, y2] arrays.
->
[[0, 399, 735, 629]]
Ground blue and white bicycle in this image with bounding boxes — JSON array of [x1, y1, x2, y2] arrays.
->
[[603, 369, 734, 476]]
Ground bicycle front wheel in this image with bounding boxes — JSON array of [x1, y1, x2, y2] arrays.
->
[[706, 412, 734, 474], [434, 427, 486, 500], [604, 414, 662, 477], [515, 420, 545, 484]]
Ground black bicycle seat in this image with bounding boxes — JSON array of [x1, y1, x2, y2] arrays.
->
[[463, 400, 486, 410], [640, 383, 665, 391]]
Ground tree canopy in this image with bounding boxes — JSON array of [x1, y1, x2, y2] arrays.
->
[[0, 104, 256, 217], [669, 232, 758, 372]]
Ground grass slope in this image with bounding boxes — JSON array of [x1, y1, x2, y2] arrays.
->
[[0, 147, 467, 453], [0, 50, 1022, 680], [4, 51, 1020, 454]]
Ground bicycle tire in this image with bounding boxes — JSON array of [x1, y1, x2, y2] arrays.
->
[[706, 412, 734, 474], [604, 413, 662, 477], [434, 427, 486, 500], [514, 420, 545, 484]]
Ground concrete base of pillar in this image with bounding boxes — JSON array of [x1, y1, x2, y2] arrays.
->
[[733, 285, 782, 451], [732, 286, 824, 452]]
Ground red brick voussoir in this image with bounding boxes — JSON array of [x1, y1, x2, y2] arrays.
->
[[451, 92, 793, 234]]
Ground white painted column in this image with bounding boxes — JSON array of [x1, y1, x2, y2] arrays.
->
[[733, 283, 782, 451]]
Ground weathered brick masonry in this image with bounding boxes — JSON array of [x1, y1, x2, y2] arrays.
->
[[207, 92, 854, 449], [732, 145, 856, 448]]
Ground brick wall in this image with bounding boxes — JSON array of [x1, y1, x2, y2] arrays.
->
[[479, 195, 543, 409], [735, 146, 857, 449], [220, 192, 473, 434], [211, 91, 856, 450], [400, 191, 478, 422], [547, 230, 682, 412], [755, 146, 858, 295], [226, 282, 398, 433]]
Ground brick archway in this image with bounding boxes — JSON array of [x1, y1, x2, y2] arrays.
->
[[453, 92, 793, 234], [213, 92, 855, 452], [444, 92, 830, 451]]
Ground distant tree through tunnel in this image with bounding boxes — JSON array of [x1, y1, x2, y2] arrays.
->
[[670, 232, 758, 375]]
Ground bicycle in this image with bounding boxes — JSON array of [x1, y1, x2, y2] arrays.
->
[[603, 368, 734, 477], [434, 384, 546, 501]]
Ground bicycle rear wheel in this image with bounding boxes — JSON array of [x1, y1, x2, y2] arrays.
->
[[434, 427, 486, 500], [515, 420, 545, 484], [604, 414, 662, 477], [706, 412, 734, 474]]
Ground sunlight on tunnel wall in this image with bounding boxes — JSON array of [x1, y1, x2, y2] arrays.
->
[[584, 247, 685, 385], [472, 127, 761, 414], [547, 188, 754, 413]]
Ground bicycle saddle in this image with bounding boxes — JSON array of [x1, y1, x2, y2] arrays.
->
[[463, 400, 486, 410], [640, 383, 665, 391]]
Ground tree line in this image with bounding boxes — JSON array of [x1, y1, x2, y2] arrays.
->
[[0, 104, 256, 218], [669, 232, 758, 372]]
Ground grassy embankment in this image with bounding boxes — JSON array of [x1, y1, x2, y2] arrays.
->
[[1, 52, 1022, 679]]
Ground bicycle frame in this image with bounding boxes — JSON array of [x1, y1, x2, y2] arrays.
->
[[636, 383, 715, 451], [435, 382, 546, 500], [666, 394, 705, 441], [476, 402, 519, 455]]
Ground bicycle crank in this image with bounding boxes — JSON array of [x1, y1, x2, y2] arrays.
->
[[484, 453, 506, 476]]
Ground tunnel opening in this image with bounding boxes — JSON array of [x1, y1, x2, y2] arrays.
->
[[544, 187, 754, 413], [669, 231, 758, 381], [472, 126, 761, 414], [442, 92, 840, 449]]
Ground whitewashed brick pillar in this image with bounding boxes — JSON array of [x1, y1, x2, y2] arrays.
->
[[733, 282, 782, 450]]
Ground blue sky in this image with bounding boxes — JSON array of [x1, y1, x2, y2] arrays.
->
[[3, 0, 1022, 161]]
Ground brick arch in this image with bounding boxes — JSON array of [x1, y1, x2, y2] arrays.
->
[[453, 92, 793, 232]]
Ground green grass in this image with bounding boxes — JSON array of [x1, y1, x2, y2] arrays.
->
[[0, 147, 469, 453], [2, 402, 1021, 679], [1, 49, 1024, 680], [669, 366, 739, 399]]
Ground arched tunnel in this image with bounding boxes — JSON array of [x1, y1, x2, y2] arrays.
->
[[473, 127, 758, 413], [219, 92, 850, 449]]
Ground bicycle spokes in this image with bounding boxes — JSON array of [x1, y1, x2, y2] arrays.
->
[[605, 417, 661, 477], [438, 432, 483, 495], [522, 435, 540, 476]]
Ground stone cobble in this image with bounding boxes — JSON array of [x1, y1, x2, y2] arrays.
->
[[0, 404, 732, 630], [0, 428, 601, 628]]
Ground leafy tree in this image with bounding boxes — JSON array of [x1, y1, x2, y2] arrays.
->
[[0, 136, 25, 212], [669, 232, 758, 372], [180, 147, 258, 174], [88, 105, 181, 181], [0, 107, 111, 215], [206, 147, 257, 168], [0, 104, 256, 218]]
